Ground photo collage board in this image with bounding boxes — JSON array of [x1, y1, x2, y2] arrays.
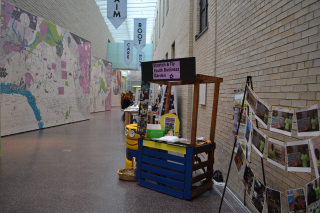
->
[[232, 85, 320, 213]]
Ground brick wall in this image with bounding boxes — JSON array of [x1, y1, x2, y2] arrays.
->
[[153, 0, 320, 211], [153, 0, 194, 138], [2, 0, 114, 59]]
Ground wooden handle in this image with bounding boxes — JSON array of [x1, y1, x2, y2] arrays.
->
[[132, 157, 136, 169]]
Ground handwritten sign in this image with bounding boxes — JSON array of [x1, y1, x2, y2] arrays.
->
[[153, 61, 180, 80]]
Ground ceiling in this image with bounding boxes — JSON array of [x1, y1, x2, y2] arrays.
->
[[95, 0, 157, 43]]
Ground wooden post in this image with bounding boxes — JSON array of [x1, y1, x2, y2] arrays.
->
[[164, 83, 172, 114], [190, 80, 200, 148], [206, 81, 220, 184], [210, 81, 220, 142]]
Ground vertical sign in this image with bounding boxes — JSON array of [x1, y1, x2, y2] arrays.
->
[[133, 18, 147, 51], [124, 40, 133, 65], [107, 0, 127, 29], [137, 51, 145, 71], [199, 84, 206, 105]]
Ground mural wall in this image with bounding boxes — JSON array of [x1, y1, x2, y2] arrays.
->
[[90, 56, 112, 112], [111, 70, 121, 107], [0, 1, 91, 136], [121, 76, 126, 93]]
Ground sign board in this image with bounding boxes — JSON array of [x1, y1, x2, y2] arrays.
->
[[141, 57, 196, 82]]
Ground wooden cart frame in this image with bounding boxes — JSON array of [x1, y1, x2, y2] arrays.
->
[[136, 74, 223, 199]]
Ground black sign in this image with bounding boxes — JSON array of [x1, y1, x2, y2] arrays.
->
[[141, 57, 196, 81]]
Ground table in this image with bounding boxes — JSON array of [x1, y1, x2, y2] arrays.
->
[[124, 110, 153, 126], [136, 139, 216, 199]]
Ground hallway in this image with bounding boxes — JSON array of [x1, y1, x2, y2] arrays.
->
[[0, 109, 236, 212]]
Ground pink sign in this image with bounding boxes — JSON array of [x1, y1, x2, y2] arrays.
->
[[153, 61, 180, 80]]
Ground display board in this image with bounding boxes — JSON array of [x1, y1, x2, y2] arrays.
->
[[90, 56, 112, 113], [111, 70, 121, 107], [0, 1, 91, 136], [141, 57, 196, 81]]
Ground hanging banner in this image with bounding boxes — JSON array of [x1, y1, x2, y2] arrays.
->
[[136, 51, 144, 71], [107, 0, 127, 29], [133, 18, 147, 52], [124, 40, 133, 65]]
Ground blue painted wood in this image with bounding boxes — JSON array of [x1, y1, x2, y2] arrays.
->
[[141, 172, 184, 189], [136, 139, 143, 181], [140, 179, 184, 199], [184, 147, 193, 199], [141, 164, 185, 181], [126, 148, 138, 161], [142, 155, 185, 172], [143, 148, 185, 164]]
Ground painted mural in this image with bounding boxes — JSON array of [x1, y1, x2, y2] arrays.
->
[[0, 1, 91, 136], [90, 56, 112, 112], [111, 70, 121, 107]]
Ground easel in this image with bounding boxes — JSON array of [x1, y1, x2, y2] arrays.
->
[[218, 76, 266, 212]]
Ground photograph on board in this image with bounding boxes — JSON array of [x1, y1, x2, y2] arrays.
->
[[270, 108, 294, 136], [308, 201, 319, 213], [233, 107, 240, 136], [234, 144, 245, 173], [239, 107, 248, 158], [164, 117, 176, 135], [286, 188, 306, 213], [246, 86, 258, 111], [255, 99, 270, 129], [246, 86, 257, 111], [234, 90, 246, 107], [296, 105, 319, 137], [238, 107, 248, 141], [306, 178, 320, 208], [140, 81, 150, 100], [234, 135, 239, 153], [245, 111, 253, 161], [251, 178, 266, 213], [251, 126, 267, 157], [267, 188, 282, 213], [287, 140, 311, 173], [310, 136, 320, 178], [267, 138, 286, 170], [243, 163, 254, 196]]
